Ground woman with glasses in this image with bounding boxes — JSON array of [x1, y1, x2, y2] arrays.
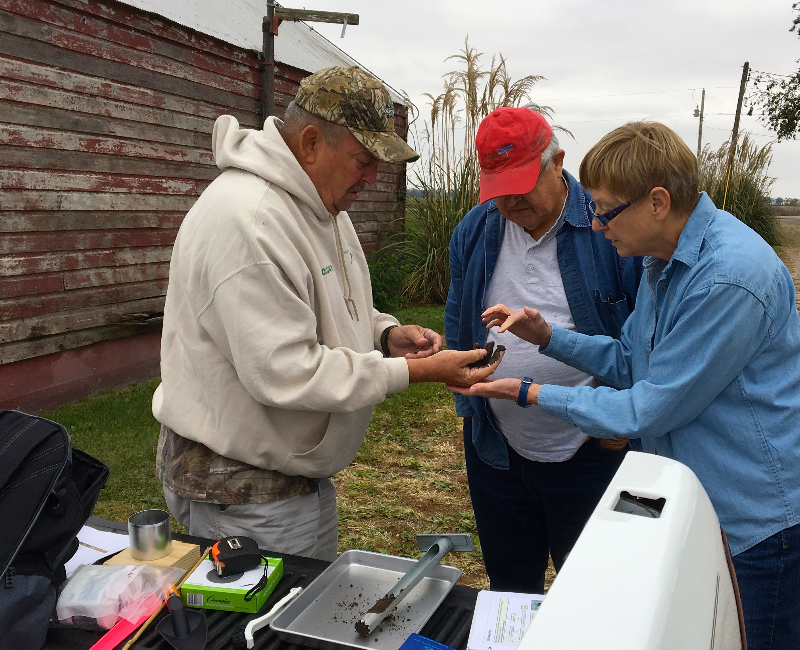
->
[[451, 121, 800, 650]]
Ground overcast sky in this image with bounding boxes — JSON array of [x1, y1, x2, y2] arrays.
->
[[302, 0, 800, 199]]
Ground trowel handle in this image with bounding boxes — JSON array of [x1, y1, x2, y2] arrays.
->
[[388, 536, 454, 599], [165, 593, 190, 638]]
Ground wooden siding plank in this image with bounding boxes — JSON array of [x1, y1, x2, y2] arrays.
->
[[0, 55, 258, 125], [62, 261, 170, 290], [0, 295, 166, 342], [53, 0, 258, 66], [0, 211, 185, 232], [0, 23, 259, 112], [354, 191, 396, 203], [0, 263, 171, 298], [0, 320, 161, 365], [0, 7, 258, 98], [0, 100, 212, 149], [347, 201, 400, 213], [377, 162, 405, 174], [0, 189, 196, 211], [1, 0, 258, 84], [0, 146, 218, 181], [275, 63, 311, 84], [0, 278, 168, 321], [0, 124, 214, 165], [0, 169, 208, 195], [0, 246, 173, 276], [0, 229, 179, 254], [1, 78, 216, 133], [0, 273, 64, 299]]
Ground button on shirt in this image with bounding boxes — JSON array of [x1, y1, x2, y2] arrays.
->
[[537, 193, 800, 554], [484, 185, 595, 462]]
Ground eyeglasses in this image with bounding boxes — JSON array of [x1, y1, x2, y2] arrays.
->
[[586, 198, 632, 226]]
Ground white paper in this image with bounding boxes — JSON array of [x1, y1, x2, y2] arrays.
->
[[467, 590, 545, 650], [64, 526, 130, 578], [182, 558, 272, 590]]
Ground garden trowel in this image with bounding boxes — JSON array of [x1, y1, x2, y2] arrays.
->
[[355, 533, 474, 637]]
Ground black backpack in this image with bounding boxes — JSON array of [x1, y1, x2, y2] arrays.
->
[[0, 410, 109, 650]]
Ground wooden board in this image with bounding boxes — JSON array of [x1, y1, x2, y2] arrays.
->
[[0, 146, 218, 180], [0, 55, 258, 124], [105, 541, 203, 572]]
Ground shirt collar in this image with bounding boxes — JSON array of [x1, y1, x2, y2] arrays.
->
[[669, 192, 716, 268], [563, 169, 592, 228]]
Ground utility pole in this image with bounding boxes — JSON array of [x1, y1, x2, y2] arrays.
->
[[696, 88, 705, 159], [261, 3, 275, 125], [261, 6, 359, 122], [722, 62, 750, 210]]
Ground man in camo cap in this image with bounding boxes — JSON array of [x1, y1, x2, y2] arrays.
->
[[295, 65, 419, 164], [154, 66, 499, 561]]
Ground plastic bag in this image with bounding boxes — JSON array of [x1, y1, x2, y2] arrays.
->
[[56, 564, 184, 629]]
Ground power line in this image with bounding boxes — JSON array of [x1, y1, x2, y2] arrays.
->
[[536, 86, 737, 102], [703, 125, 777, 138], [751, 69, 796, 79], [563, 114, 690, 124]]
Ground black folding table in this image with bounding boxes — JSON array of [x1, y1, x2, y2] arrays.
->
[[44, 517, 479, 650]]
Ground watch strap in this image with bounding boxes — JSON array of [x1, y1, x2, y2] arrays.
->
[[380, 325, 398, 357], [518, 377, 533, 408]]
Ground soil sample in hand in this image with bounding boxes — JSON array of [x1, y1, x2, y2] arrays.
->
[[467, 341, 505, 368]]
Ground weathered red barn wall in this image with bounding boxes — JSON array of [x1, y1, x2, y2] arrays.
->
[[0, 0, 409, 412]]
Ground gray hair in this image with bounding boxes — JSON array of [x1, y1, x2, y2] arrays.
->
[[523, 104, 560, 170], [280, 101, 350, 147], [540, 131, 560, 170]]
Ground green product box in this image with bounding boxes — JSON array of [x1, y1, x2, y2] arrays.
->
[[180, 554, 283, 613]]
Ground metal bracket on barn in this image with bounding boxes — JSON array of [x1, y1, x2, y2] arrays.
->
[[261, 5, 360, 122]]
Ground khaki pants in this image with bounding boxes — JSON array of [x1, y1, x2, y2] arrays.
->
[[163, 478, 338, 561]]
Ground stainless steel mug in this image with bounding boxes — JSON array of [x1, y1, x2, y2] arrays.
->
[[128, 509, 172, 561]]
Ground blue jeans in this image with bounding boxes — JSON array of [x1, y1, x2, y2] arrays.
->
[[733, 523, 800, 650], [463, 418, 627, 593]]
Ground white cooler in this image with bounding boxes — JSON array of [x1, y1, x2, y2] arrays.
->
[[518, 451, 745, 649]]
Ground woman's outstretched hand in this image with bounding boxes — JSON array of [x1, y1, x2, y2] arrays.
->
[[482, 304, 553, 348], [447, 377, 535, 402]]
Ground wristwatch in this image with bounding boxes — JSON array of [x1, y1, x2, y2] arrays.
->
[[517, 377, 533, 408]]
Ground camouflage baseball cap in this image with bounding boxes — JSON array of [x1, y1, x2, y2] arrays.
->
[[295, 66, 419, 164]]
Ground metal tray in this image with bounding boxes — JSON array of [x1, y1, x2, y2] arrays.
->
[[270, 549, 462, 650]]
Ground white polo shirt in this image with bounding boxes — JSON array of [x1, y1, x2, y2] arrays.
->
[[483, 191, 595, 462]]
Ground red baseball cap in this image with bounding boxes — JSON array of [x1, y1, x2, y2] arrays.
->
[[476, 107, 553, 204]]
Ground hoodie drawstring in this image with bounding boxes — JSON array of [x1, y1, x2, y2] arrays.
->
[[331, 215, 359, 321]]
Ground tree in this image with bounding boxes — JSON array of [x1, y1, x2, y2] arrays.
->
[[753, 3, 800, 140]]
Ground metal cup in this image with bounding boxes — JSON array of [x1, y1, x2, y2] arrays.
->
[[128, 509, 172, 561]]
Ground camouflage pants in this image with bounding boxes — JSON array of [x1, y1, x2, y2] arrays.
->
[[163, 478, 338, 562]]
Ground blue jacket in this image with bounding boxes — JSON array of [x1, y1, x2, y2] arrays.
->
[[445, 170, 643, 469], [538, 193, 800, 554]]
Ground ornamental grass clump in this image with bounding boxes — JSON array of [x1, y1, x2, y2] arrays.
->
[[401, 156, 480, 303], [394, 37, 562, 304], [698, 135, 782, 246]]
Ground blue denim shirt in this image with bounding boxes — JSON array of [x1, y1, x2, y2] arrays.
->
[[445, 170, 643, 469], [538, 193, 800, 555]]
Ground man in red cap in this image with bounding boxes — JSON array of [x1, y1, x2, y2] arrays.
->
[[445, 106, 642, 592]]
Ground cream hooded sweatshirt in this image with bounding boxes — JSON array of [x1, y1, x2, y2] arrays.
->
[[152, 115, 409, 478]]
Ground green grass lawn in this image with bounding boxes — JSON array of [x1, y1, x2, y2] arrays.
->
[[43, 376, 165, 525]]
